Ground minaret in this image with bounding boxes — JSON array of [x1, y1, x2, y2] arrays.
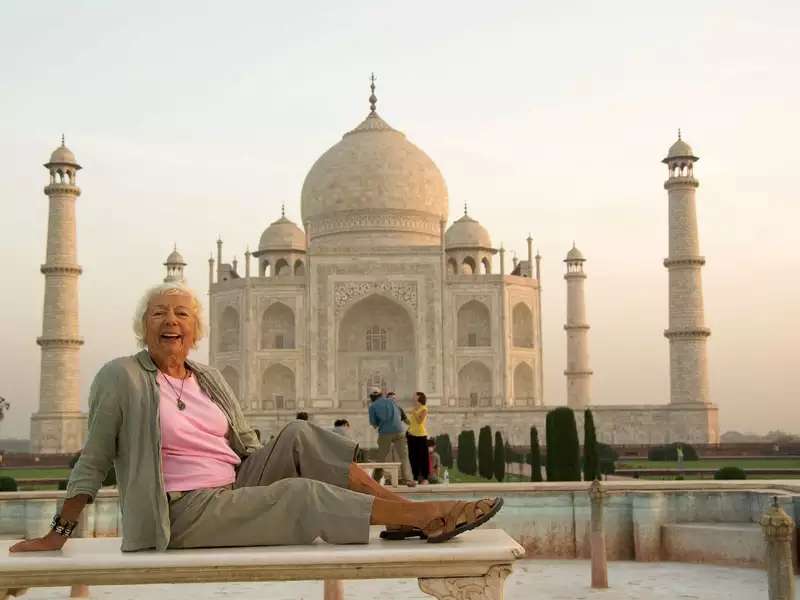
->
[[564, 243, 592, 409], [662, 132, 710, 404], [163, 245, 187, 283], [30, 138, 86, 454]]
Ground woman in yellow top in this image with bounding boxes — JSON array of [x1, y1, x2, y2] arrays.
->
[[406, 392, 430, 484]]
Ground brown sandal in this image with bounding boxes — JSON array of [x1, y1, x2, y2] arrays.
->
[[379, 525, 428, 540], [423, 497, 504, 543]]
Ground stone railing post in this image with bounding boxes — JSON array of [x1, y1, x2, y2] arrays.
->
[[589, 480, 608, 588], [760, 497, 796, 600]]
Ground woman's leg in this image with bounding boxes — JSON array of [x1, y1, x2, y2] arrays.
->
[[348, 463, 412, 503]]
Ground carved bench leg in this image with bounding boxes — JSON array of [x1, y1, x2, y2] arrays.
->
[[70, 584, 90, 597], [323, 579, 343, 600], [419, 566, 511, 599]]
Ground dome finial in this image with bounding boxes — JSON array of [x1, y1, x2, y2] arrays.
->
[[369, 72, 377, 114], [61, 134, 65, 146], [464, 202, 468, 216], [678, 128, 682, 141], [281, 203, 285, 218]]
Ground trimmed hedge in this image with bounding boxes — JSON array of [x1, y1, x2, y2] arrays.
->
[[545, 407, 581, 481], [648, 442, 698, 462], [0, 476, 18, 492], [530, 426, 543, 482], [457, 430, 477, 475], [435, 434, 453, 468], [714, 466, 747, 480], [597, 442, 618, 475], [493, 431, 505, 482], [583, 409, 599, 481], [478, 425, 494, 480]]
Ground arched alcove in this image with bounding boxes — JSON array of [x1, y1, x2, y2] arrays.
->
[[457, 300, 491, 347], [221, 365, 240, 400], [294, 259, 305, 276], [462, 256, 476, 274], [457, 361, 492, 407], [260, 302, 295, 349], [447, 257, 458, 275], [261, 364, 295, 410], [337, 294, 415, 407], [513, 362, 534, 406], [512, 303, 534, 348], [219, 306, 240, 352]]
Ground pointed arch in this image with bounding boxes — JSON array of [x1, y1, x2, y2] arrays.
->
[[462, 256, 476, 274], [457, 300, 490, 347], [261, 302, 295, 349], [293, 259, 305, 276], [512, 302, 534, 348], [219, 306, 240, 352], [513, 362, 534, 406], [221, 365, 240, 400], [481, 257, 491, 274], [337, 293, 416, 407], [457, 361, 492, 407], [447, 257, 458, 275], [261, 364, 295, 410], [274, 258, 290, 276]]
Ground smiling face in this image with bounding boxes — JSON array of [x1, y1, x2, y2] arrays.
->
[[144, 293, 197, 366]]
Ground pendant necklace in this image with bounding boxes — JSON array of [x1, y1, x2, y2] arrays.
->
[[160, 369, 189, 411]]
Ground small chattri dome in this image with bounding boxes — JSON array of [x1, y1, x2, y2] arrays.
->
[[164, 247, 186, 266], [258, 214, 306, 252], [446, 213, 492, 250], [663, 133, 698, 162], [47, 139, 79, 166], [565, 244, 585, 262]]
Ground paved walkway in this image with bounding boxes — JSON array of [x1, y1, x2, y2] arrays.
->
[[19, 559, 799, 599]]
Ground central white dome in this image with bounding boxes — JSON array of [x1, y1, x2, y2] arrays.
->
[[301, 111, 449, 247]]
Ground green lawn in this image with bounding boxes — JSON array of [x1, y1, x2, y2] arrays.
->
[[617, 458, 800, 469], [446, 466, 528, 484], [0, 468, 70, 479]]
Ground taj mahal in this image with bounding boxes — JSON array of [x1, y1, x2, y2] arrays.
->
[[30, 81, 719, 453]]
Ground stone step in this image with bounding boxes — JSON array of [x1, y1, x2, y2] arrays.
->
[[662, 522, 766, 567]]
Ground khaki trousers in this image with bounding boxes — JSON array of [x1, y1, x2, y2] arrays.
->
[[373, 431, 414, 484], [167, 421, 374, 548]]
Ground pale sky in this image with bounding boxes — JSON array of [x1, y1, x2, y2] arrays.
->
[[1, 1, 798, 437]]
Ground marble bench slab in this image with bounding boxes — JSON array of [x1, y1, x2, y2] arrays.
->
[[0, 528, 525, 600]]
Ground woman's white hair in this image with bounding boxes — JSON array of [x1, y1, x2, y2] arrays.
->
[[133, 282, 206, 349]]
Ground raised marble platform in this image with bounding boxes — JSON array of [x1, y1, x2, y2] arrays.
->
[[0, 528, 525, 600]]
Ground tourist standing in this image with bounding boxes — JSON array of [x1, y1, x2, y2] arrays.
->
[[428, 438, 442, 483], [407, 392, 430, 484], [367, 387, 416, 487]]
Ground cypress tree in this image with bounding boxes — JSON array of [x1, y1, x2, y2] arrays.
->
[[583, 409, 599, 481], [436, 434, 453, 469], [545, 411, 554, 481], [494, 431, 506, 482], [530, 425, 543, 482], [457, 430, 477, 475], [545, 407, 581, 481], [478, 425, 494, 479]]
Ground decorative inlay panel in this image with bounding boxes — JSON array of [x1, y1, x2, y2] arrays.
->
[[334, 280, 418, 314]]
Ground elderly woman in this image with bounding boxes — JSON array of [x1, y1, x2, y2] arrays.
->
[[11, 283, 502, 553]]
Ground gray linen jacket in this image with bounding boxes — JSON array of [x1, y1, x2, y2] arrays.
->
[[66, 350, 261, 551]]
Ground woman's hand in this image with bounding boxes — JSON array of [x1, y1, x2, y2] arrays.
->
[[9, 531, 66, 553]]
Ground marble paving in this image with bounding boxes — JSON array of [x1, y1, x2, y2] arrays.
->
[[18, 559, 799, 599]]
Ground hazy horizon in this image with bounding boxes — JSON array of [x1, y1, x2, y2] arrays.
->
[[1, 1, 798, 438]]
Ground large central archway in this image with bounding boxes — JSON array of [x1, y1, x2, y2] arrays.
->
[[337, 294, 416, 408]]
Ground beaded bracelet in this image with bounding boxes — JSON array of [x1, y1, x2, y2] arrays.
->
[[50, 514, 78, 538]]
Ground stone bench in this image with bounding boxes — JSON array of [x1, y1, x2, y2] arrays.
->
[[0, 527, 524, 600], [358, 462, 401, 486]]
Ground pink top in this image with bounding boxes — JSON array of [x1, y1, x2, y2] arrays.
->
[[158, 372, 241, 492]]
